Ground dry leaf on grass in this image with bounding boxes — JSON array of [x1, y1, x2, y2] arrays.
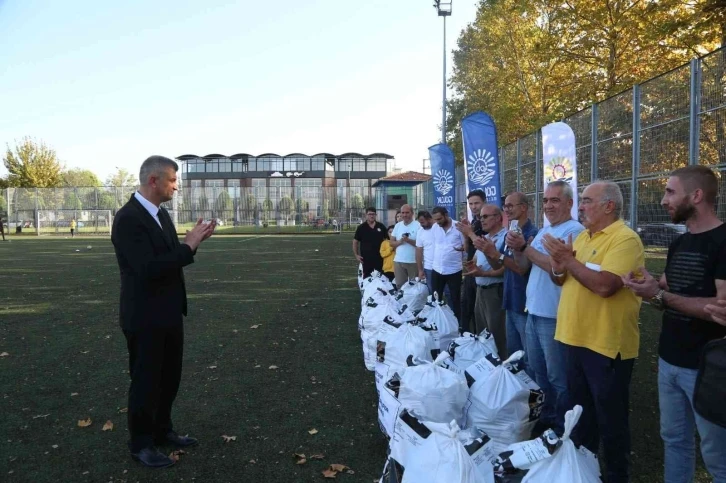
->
[[221, 434, 237, 442], [250, 324, 261, 329], [168, 449, 186, 462], [77, 418, 92, 428], [310, 454, 325, 460], [293, 453, 307, 465], [330, 464, 349, 472], [322, 469, 337, 479], [102, 420, 113, 431], [269, 365, 278, 370], [208, 365, 217, 369], [0, 352, 9, 357], [118, 407, 128, 413], [308, 428, 318, 435], [70, 393, 79, 397]]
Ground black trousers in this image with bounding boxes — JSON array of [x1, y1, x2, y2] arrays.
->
[[561, 344, 634, 483], [361, 253, 384, 278], [431, 270, 463, 329], [123, 324, 184, 452], [460, 275, 478, 334]]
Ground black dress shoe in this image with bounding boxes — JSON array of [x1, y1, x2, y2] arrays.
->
[[130, 447, 175, 468], [156, 431, 198, 447]]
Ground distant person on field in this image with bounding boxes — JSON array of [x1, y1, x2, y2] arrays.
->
[[624, 166, 726, 483], [0, 215, 5, 241], [112, 155, 215, 468], [70, 218, 77, 237], [379, 225, 396, 285], [353, 207, 387, 278], [390, 204, 420, 287]]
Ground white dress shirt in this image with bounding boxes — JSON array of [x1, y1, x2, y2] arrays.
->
[[432, 222, 465, 275], [134, 191, 163, 228]]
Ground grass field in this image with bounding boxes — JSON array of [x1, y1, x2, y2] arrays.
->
[[0, 236, 711, 482]]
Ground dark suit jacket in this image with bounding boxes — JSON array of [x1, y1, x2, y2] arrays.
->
[[112, 194, 194, 331]]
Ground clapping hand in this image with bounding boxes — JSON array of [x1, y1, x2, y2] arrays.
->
[[184, 218, 216, 251], [474, 236, 499, 259], [463, 259, 484, 277], [621, 266, 658, 298], [542, 233, 575, 274], [506, 231, 526, 251], [705, 300, 726, 326], [457, 220, 474, 239]]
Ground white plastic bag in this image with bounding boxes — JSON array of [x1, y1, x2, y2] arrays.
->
[[463, 351, 544, 445], [444, 331, 499, 376], [360, 298, 403, 371], [375, 323, 437, 393], [358, 263, 364, 291], [521, 406, 601, 482], [493, 428, 562, 477], [415, 294, 460, 353], [386, 415, 494, 483], [362, 270, 394, 302], [396, 278, 430, 314], [397, 353, 469, 425]]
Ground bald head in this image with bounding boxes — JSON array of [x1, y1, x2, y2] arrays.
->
[[504, 191, 529, 223]]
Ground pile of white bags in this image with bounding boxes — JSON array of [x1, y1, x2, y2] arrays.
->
[[395, 278, 430, 314], [415, 294, 460, 353], [375, 323, 437, 393], [463, 351, 544, 445], [360, 298, 411, 371], [362, 270, 394, 298], [444, 331, 499, 376], [381, 412, 496, 483]]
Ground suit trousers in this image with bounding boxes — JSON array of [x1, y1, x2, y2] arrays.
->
[[474, 284, 507, 358], [123, 324, 184, 452]]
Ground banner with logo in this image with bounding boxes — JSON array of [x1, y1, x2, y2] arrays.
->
[[541, 121, 577, 226], [428, 143, 456, 217], [461, 112, 502, 215]]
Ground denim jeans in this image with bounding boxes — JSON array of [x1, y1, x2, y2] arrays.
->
[[525, 314, 567, 433], [659, 357, 726, 483], [506, 310, 530, 376]]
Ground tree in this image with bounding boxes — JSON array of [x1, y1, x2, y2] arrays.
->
[[106, 168, 137, 187], [3, 137, 64, 187], [63, 191, 83, 211], [62, 168, 101, 187], [216, 191, 232, 221], [262, 198, 273, 222]]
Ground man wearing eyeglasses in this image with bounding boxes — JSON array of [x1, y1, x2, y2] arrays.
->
[[353, 207, 387, 278]]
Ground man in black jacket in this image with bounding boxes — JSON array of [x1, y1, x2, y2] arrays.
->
[[112, 155, 215, 468]]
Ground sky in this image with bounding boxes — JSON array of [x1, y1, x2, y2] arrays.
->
[[0, 0, 479, 182]]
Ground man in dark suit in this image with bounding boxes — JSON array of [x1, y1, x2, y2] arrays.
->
[[112, 155, 215, 468]]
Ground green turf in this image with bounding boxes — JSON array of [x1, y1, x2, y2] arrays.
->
[[0, 236, 711, 482]]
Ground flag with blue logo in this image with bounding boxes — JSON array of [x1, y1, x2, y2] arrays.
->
[[428, 143, 456, 217], [542, 121, 577, 226], [461, 112, 502, 211]]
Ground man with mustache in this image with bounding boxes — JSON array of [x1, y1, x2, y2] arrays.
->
[[623, 166, 726, 483], [545, 180, 643, 483]]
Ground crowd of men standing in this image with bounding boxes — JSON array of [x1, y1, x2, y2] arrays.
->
[[353, 165, 726, 483]]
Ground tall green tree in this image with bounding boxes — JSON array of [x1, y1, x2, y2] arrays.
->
[[105, 168, 137, 187], [62, 168, 101, 187], [3, 137, 63, 187]]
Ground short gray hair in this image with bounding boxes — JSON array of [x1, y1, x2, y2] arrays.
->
[[546, 180, 574, 200], [139, 156, 178, 185], [595, 180, 623, 218]]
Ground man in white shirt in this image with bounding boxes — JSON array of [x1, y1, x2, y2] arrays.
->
[[415, 210, 449, 300], [430, 206, 466, 328], [390, 204, 421, 287]]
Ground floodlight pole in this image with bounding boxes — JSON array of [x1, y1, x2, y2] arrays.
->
[[435, 1, 452, 145]]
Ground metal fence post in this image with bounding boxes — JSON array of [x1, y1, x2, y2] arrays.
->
[[534, 129, 541, 226], [516, 139, 522, 192], [631, 85, 641, 227], [689, 57, 701, 166], [591, 103, 599, 182]]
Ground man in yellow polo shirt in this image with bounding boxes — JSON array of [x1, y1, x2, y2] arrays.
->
[[543, 180, 644, 483]]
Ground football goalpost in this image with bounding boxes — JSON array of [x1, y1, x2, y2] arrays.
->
[[35, 210, 113, 235]]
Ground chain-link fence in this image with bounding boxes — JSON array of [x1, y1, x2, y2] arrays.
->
[[0, 184, 432, 235], [419, 47, 726, 247]]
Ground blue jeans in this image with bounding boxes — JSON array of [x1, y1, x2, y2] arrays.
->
[[526, 314, 567, 433], [506, 310, 530, 376], [659, 357, 726, 483]]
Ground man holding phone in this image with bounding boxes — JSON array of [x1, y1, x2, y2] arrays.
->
[[390, 204, 420, 287]]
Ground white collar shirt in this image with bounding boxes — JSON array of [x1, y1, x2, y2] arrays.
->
[[134, 191, 162, 228], [432, 222, 465, 275]]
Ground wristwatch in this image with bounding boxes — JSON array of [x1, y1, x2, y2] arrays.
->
[[650, 289, 666, 310], [498, 253, 505, 263]]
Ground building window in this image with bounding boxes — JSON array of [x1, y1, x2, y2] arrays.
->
[[232, 161, 245, 172], [219, 159, 231, 172], [269, 178, 292, 205], [295, 178, 322, 214], [353, 160, 365, 171], [311, 157, 324, 171], [227, 180, 240, 199]]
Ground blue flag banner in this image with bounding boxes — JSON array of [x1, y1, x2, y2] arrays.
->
[[461, 111, 502, 211], [428, 143, 456, 217]]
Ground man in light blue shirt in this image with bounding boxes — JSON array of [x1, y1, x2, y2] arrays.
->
[[463, 205, 508, 356], [390, 204, 421, 287], [507, 180, 584, 433]]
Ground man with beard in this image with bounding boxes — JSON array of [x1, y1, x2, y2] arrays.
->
[[430, 206, 466, 324], [623, 166, 726, 483], [415, 210, 449, 301], [460, 190, 486, 333], [545, 181, 643, 483]]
